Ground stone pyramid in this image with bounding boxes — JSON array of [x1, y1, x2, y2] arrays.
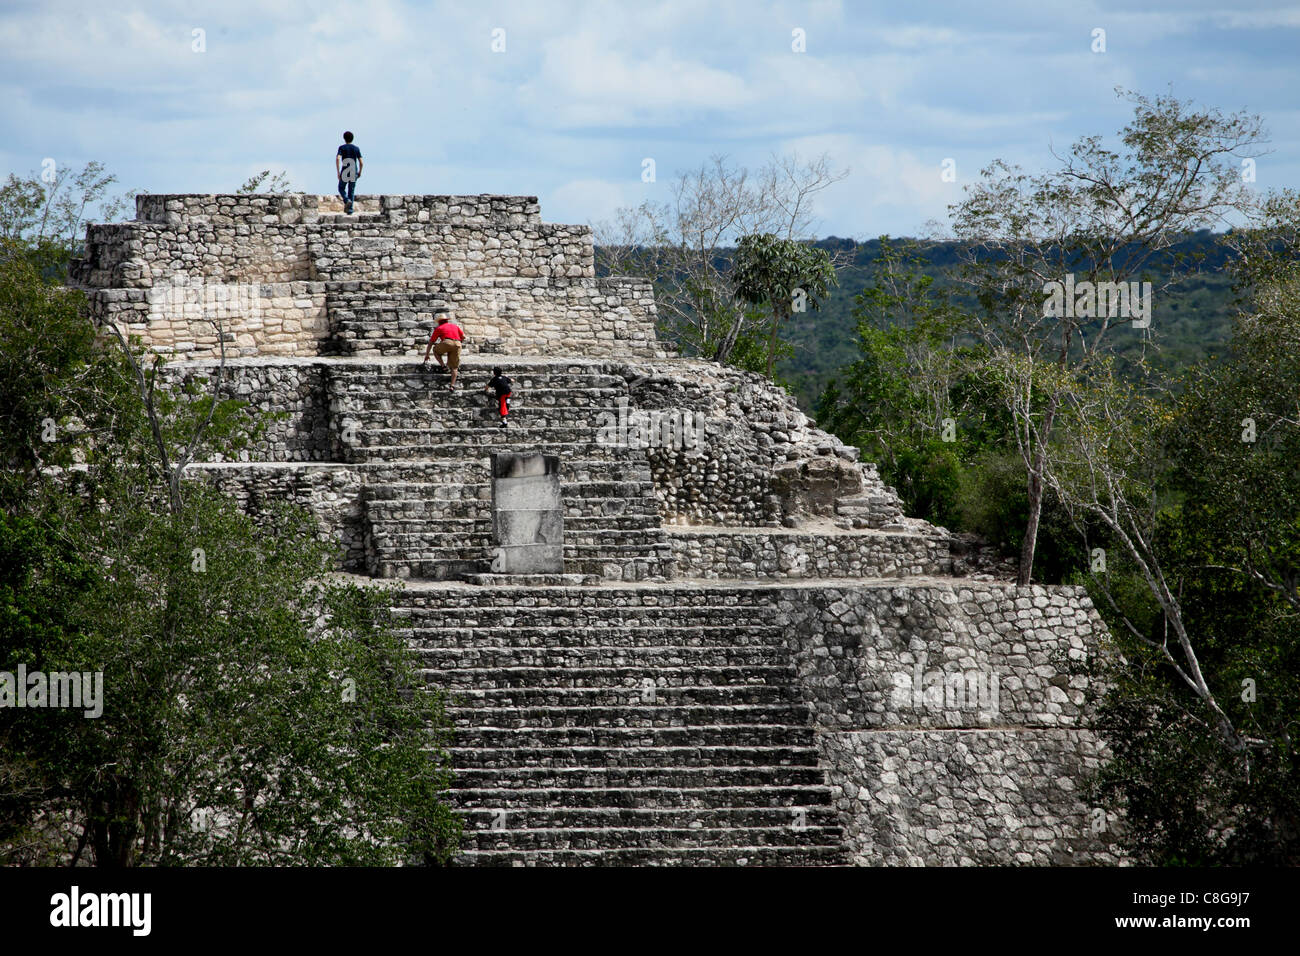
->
[[70, 192, 1121, 865]]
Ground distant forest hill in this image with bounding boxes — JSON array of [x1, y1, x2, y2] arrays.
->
[[599, 230, 1241, 410]]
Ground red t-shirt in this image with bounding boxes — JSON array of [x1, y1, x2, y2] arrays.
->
[[430, 322, 464, 342]]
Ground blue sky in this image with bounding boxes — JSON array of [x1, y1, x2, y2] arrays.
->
[[2, 0, 1296, 239]]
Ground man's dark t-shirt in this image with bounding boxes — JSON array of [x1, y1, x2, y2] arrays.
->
[[487, 374, 513, 398], [337, 143, 361, 182]]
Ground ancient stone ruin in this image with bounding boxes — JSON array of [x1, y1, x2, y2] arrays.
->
[[70, 192, 1121, 865]]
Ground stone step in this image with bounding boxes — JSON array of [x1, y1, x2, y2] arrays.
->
[[395, 601, 779, 619], [369, 512, 660, 533], [368, 522, 662, 545], [456, 824, 842, 852], [340, 402, 624, 422], [450, 844, 848, 866], [395, 607, 780, 626], [367, 489, 658, 509], [447, 744, 819, 769], [334, 383, 627, 404], [366, 478, 653, 497], [405, 628, 785, 651], [426, 665, 790, 686], [454, 805, 840, 830], [348, 424, 607, 443], [338, 408, 623, 430], [392, 588, 772, 605], [347, 443, 630, 463], [360, 460, 649, 484], [392, 592, 777, 615], [371, 538, 670, 561], [449, 765, 832, 790], [450, 725, 816, 749], [450, 784, 834, 809], [366, 493, 657, 519], [445, 703, 808, 727], [367, 516, 662, 545], [379, 559, 484, 581], [332, 368, 627, 390], [329, 337, 421, 356], [460, 573, 605, 587], [425, 645, 795, 669], [437, 685, 802, 709], [377, 554, 670, 582], [382, 539, 673, 557]]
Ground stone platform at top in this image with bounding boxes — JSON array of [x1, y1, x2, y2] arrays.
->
[[68, 193, 662, 361], [73, 193, 591, 287], [133, 193, 544, 228]]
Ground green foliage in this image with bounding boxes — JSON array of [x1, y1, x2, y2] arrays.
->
[[732, 232, 837, 378], [1083, 196, 1300, 865], [0, 255, 459, 866], [892, 439, 963, 528], [816, 237, 998, 530], [0, 162, 134, 281], [726, 307, 793, 378]]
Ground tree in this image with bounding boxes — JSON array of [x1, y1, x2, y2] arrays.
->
[[731, 232, 837, 379], [946, 88, 1264, 584], [1047, 193, 1300, 863], [817, 237, 976, 523], [0, 162, 134, 279], [595, 152, 849, 366], [0, 256, 460, 865], [238, 170, 292, 194]]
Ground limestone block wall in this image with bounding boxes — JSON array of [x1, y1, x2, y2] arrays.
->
[[161, 359, 332, 461], [311, 221, 594, 282], [75, 207, 319, 287], [776, 583, 1098, 729], [818, 729, 1122, 865], [84, 282, 330, 358], [327, 276, 660, 358], [666, 528, 951, 580], [451, 277, 656, 355], [774, 582, 1120, 864]]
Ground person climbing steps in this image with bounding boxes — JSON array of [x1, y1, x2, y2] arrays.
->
[[485, 367, 513, 428], [422, 312, 466, 390]]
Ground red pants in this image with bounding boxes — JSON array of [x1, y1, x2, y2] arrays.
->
[[497, 394, 510, 417]]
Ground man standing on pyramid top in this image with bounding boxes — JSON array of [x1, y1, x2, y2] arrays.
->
[[335, 130, 362, 214]]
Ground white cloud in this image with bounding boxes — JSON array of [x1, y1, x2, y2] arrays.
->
[[546, 177, 634, 228], [0, 0, 1297, 239]]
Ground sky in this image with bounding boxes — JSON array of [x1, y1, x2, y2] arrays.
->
[[1, 0, 1297, 240]]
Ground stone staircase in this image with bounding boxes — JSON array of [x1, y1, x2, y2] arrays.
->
[[323, 282, 450, 356], [396, 584, 847, 865], [331, 360, 674, 581]]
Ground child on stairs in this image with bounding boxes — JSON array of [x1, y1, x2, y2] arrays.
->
[[485, 368, 513, 429]]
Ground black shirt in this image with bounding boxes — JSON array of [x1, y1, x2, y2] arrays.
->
[[337, 143, 361, 181]]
